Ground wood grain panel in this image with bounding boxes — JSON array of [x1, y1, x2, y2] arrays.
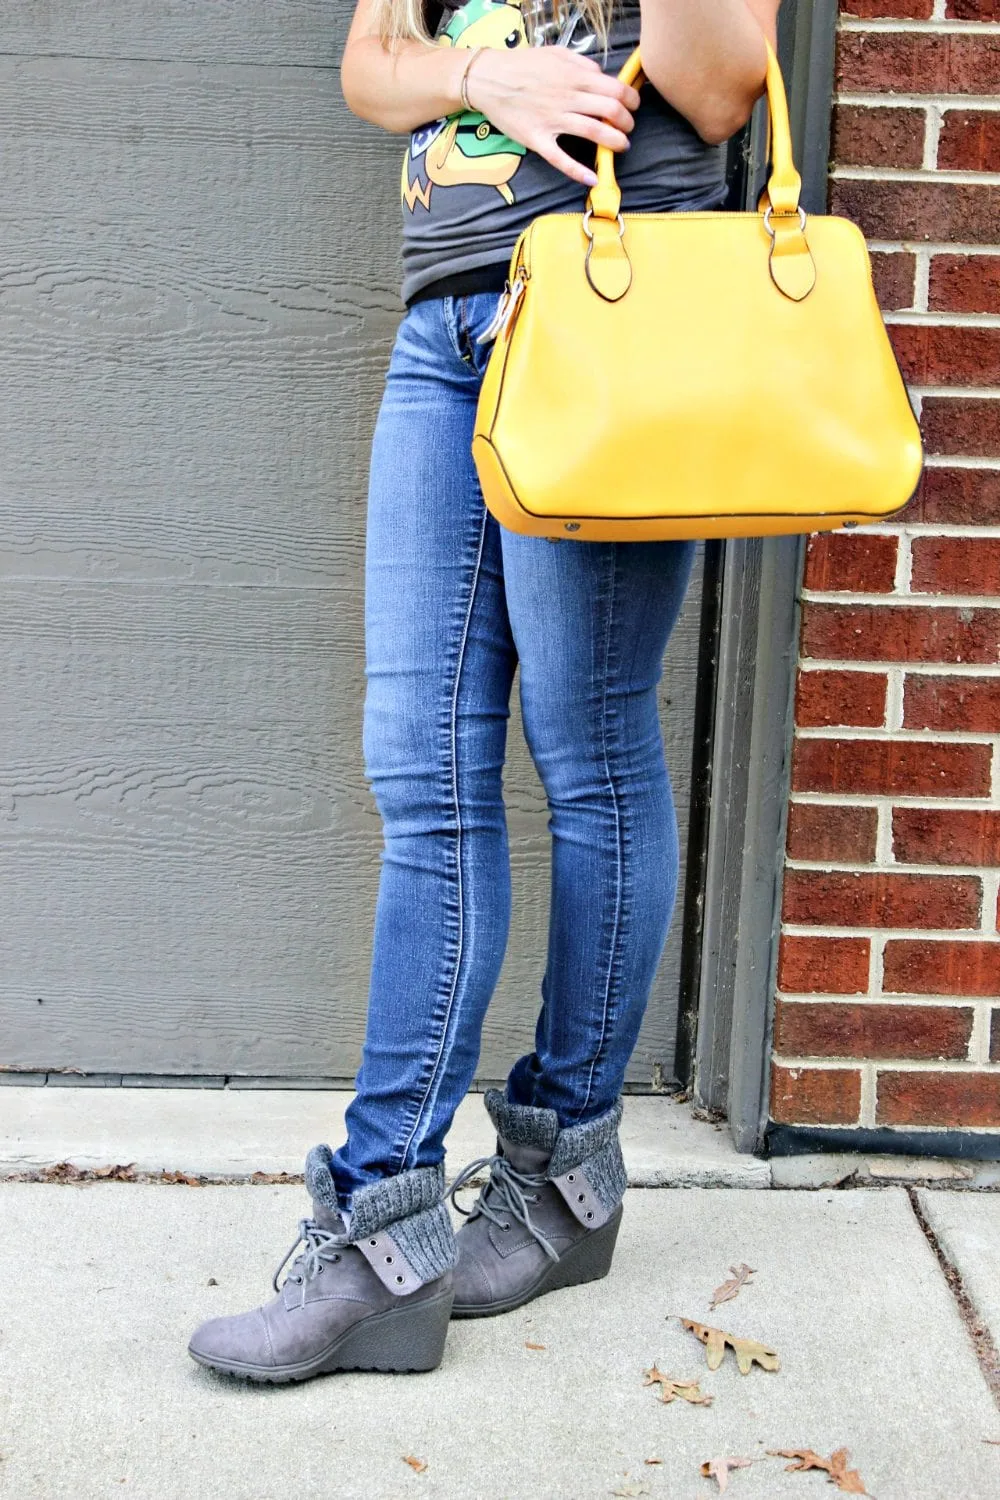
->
[[0, 26, 702, 1087]]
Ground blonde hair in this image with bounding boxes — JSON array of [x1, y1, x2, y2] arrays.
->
[[372, 0, 612, 49]]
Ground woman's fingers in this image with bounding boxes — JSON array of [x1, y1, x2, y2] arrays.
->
[[560, 113, 632, 154], [567, 89, 635, 134], [534, 137, 600, 187]]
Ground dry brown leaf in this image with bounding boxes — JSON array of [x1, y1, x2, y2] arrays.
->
[[402, 1456, 427, 1474], [710, 1264, 756, 1310], [524, 1341, 546, 1351], [984, 1438, 1000, 1446], [680, 1318, 779, 1375], [700, 1456, 753, 1493], [767, 1447, 868, 1494], [643, 1458, 663, 1465], [92, 1163, 137, 1181], [643, 1365, 713, 1406]]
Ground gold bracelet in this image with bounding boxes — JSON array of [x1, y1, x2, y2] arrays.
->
[[459, 46, 485, 112]]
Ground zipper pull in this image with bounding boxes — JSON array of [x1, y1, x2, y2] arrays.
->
[[476, 274, 526, 345]]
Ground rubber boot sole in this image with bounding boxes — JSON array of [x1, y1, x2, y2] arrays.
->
[[451, 1204, 623, 1319], [187, 1285, 455, 1383]]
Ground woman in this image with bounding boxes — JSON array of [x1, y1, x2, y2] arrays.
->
[[188, 0, 779, 1383]]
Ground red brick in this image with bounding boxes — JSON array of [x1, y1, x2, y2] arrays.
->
[[831, 104, 925, 169], [804, 533, 898, 593], [796, 670, 887, 729], [802, 602, 1000, 665], [904, 673, 1000, 731], [842, 0, 932, 14], [792, 737, 992, 797], [890, 324, 1000, 387], [831, 179, 1000, 248], [775, 999, 973, 1058], [947, 0, 1000, 17], [871, 251, 916, 312], [835, 31, 1000, 95], [778, 934, 872, 994], [770, 1063, 862, 1125], [922, 398, 1000, 458], [782, 869, 981, 928], [901, 466, 1000, 526], [992, 1008, 1000, 1060], [786, 802, 879, 861], [938, 110, 1000, 171], [911, 537, 1000, 595], [929, 254, 1000, 316], [877, 1069, 1000, 1126], [894, 808, 1000, 867], [884, 938, 1000, 995]]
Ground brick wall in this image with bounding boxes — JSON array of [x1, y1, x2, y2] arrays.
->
[[769, 0, 1000, 1141]]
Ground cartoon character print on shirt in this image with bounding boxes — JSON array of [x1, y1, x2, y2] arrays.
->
[[402, 0, 529, 212]]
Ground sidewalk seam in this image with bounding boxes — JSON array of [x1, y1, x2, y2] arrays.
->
[[906, 1185, 1000, 1413]]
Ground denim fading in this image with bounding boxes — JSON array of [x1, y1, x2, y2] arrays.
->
[[328, 288, 696, 1205]]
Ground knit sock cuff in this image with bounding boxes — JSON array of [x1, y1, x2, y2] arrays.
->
[[383, 1201, 458, 1282], [484, 1089, 627, 1212], [484, 1088, 560, 1154], [303, 1147, 456, 1282], [547, 1096, 624, 1178]]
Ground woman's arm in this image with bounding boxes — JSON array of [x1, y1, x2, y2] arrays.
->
[[639, 0, 782, 145], [340, 0, 640, 187]]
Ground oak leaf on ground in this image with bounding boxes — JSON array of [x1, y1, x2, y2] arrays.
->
[[700, 1456, 753, 1493], [710, 1264, 756, 1310], [680, 1318, 780, 1375], [643, 1366, 713, 1405], [402, 1456, 427, 1473], [768, 1447, 867, 1493]]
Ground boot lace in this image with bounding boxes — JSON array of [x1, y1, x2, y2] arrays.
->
[[448, 1154, 559, 1263], [271, 1217, 352, 1302]]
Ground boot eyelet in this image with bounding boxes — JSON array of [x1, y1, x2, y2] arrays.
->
[[317, 1264, 324, 1274], [369, 1238, 378, 1247], [395, 1275, 404, 1285], [385, 1255, 393, 1264], [577, 1193, 585, 1203], [586, 1211, 594, 1221], [502, 1222, 511, 1231], [567, 1174, 575, 1182], [294, 1274, 303, 1283]]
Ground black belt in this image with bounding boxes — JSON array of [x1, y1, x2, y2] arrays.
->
[[406, 262, 510, 308]]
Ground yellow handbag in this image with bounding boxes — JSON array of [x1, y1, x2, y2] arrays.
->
[[472, 39, 923, 542]]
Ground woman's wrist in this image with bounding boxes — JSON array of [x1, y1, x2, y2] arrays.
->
[[459, 46, 487, 112]]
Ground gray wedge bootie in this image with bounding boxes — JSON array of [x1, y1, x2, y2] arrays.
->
[[448, 1089, 626, 1318], [187, 1147, 456, 1382]]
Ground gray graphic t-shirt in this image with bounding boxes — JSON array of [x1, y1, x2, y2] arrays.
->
[[400, 0, 729, 304]]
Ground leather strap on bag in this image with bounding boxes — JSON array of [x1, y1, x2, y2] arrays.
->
[[585, 39, 816, 303]]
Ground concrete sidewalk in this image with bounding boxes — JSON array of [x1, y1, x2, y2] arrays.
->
[[1, 1089, 999, 1497], [0, 1086, 770, 1187], [1, 1177, 999, 1498]]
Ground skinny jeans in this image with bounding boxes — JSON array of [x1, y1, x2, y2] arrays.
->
[[330, 289, 695, 1203]]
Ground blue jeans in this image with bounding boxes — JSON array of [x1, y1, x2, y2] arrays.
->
[[330, 290, 695, 1204]]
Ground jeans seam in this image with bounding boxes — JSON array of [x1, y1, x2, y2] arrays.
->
[[441, 296, 464, 364], [394, 505, 491, 1170], [574, 545, 625, 1123]]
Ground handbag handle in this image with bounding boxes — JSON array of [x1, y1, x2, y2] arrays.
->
[[587, 38, 802, 223]]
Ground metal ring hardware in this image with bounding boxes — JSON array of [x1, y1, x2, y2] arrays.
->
[[762, 204, 807, 238], [582, 208, 625, 242]]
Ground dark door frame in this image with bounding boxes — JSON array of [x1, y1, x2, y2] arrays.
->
[[673, 0, 839, 1152]]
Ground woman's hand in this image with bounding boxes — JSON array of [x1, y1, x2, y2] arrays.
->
[[465, 47, 640, 188]]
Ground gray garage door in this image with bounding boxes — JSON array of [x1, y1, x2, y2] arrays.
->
[[0, 2, 703, 1088]]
